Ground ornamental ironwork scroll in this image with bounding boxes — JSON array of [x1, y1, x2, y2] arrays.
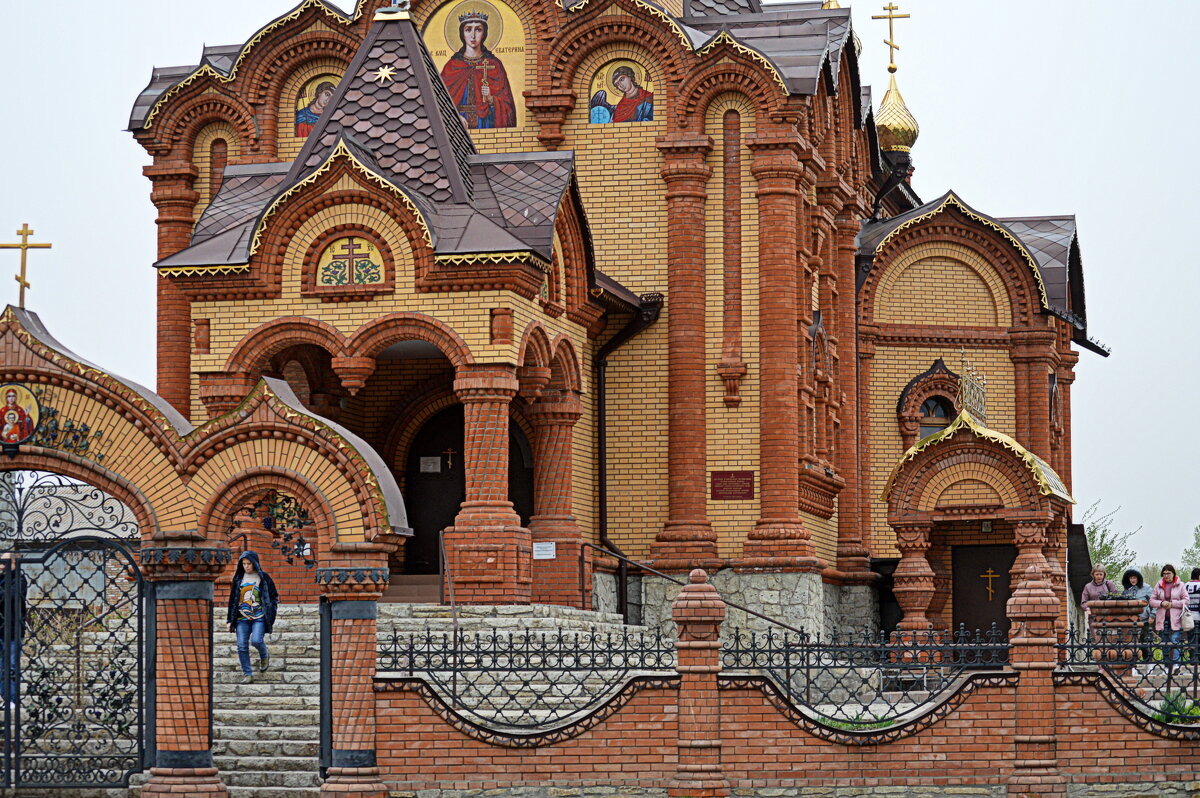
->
[[0, 471, 138, 545], [249, 490, 316, 569]]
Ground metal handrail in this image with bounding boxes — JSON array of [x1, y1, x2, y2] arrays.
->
[[581, 541, 808, 636]]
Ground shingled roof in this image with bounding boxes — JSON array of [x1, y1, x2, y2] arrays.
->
[[858, 191, 1107, 356], [156, 4, 578, 271]]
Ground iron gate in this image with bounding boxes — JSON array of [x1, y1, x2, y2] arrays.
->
[[1, 535, 148, 788]]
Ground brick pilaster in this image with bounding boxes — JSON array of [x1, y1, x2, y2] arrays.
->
[[670, 569, 728, 798], [526, 390, 588, 608], [652, 133, 718, 569], [145, 161, 199, 421], [1010, 516, 1052, 591], [832, 216, 872, 581], [316, 544, 390, 798], [443, 364, 531, 603], [891, 521, 936, 631], [1005, 564, 1065, 797], [739, 132, 816, 570], [139, 546, 232, 798]]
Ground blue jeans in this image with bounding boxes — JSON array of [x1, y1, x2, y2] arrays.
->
[[1, 638, 18, 702], [1161, 627, 1182, 663], [235, 619, 268, 677]]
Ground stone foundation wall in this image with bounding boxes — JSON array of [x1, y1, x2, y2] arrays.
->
[[640, 570, 877, 638]]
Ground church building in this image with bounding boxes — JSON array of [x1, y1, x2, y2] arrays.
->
[[126, 0, 1106, 636]]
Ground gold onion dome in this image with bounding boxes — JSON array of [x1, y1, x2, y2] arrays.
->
[[876, 73, 919, 152]]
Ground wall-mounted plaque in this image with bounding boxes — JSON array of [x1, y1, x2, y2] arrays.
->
[[532, 541, 557, 560], [419, 456, 442, 473], [710, 470, 754, 500]]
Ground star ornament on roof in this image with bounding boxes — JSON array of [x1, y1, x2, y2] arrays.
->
[[371, 65, 397, 84]]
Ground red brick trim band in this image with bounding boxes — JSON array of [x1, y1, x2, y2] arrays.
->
[[1054, 670, 1200, 741], [375, 675, 679, 748], [718, 671, 1016, 745]]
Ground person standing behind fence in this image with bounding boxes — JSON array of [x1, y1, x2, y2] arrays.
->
[[1081, 565, 1119, 638], [0, 552, 28, 710], [1185, 567, 1200, 648], [225, 551, 279, 685], [1151, 564, 1188, 665], [1122, 568, 1154, 668]]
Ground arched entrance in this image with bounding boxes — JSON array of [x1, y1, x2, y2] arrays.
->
[[402, 405, 534, 574]]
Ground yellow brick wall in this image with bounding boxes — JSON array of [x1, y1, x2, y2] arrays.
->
[[875, 244, 1013, 328], [193, 121, 241, 221]]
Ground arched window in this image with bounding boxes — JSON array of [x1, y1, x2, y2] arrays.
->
[[919, 396, 955, 440]]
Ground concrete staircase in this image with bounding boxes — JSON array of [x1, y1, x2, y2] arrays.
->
[[211, 603, 323, 798]]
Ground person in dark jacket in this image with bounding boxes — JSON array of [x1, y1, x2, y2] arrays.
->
[[0, 552, 28, 705], [225, 551, 279, 684], [1122, 567, 1154, 667]]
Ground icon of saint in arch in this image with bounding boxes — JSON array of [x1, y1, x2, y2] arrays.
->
[[439, 7, 517, 129]]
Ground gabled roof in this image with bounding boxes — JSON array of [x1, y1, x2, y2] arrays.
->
[[857, 190, 1053, 312], [154, 6, 577, 271], [880, 410, 1074, 505]]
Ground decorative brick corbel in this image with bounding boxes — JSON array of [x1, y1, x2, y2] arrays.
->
[[524, 90, 576, 150], [331, 356, 376, 395]]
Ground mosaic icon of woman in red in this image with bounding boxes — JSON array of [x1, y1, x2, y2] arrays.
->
[[0, 387, 35, 444]]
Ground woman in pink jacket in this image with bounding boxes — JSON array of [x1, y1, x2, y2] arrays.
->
[[1150, 564, 1188, 663]]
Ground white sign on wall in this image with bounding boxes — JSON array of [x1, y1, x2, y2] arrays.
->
[[532, 541, 557, 560]]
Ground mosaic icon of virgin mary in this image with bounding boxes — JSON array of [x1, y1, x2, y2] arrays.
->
[[0, 384, 38, 445]]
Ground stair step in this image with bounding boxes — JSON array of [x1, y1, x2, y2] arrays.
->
[[223, 770, 323, 788], [215, 740, 320, 758], [217, 724, 319, 741], [213, 755, 319, 773]]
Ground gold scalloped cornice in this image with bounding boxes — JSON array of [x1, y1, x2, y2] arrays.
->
[[250, 139, 434, 256], [880, 409, 1073, 504], [141, 0, 356, 132], [873, 192, 1051, 311]]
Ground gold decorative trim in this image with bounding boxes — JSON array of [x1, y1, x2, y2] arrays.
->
[[158, 264, 251, 278], [880, 409, 1074, 504], [874, 192, 1051, 311], [250, 140, 434, 256], [435, 251, 551, 272], [141, 0, 355, 131], [695, 31, 789, 97]]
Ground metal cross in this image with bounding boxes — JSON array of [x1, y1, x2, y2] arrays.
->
[[980, 568, 1000, 601], [871, 2, 911, 73], [0, 224, 52, 309], [442, 448, 458, 469]]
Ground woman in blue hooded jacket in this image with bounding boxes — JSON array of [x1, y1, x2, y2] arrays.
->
[[225, 551, 279, 684]]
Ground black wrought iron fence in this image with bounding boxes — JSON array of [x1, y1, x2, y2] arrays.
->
[[721, 624, 1009, 730], [377, 627, 676, 731], [1058, 624, 1200, 726]]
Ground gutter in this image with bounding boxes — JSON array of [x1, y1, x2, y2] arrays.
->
[[595, 292, 664, 619]]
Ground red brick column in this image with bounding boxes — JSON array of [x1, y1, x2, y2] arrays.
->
[[145, 161, 199, 421], [892, 521, 936, 631], [317, 544, 390, 798], [526, 390, 588, 608], [1005, 564, 1064, 797], [1011, 330, 1057, 459], [832, 216, 873, 580], [739, 133, 816, 570], [444, 364, 531, 603], [1010, 516, 1051, 591], [652, 133, 718, 569], [670, 569, 728, 798], [139, 546, 231, 798]]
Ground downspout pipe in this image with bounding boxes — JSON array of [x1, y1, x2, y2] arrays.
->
[[595, 292, 664, 620]]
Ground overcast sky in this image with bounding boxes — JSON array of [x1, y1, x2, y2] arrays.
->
[[0, 1, 1194, 563]]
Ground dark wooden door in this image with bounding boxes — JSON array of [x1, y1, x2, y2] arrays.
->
[[951, 544, 1017, 635], [403, 405, 536, 574]]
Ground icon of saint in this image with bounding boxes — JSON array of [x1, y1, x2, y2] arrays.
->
[[439, 11, 517, 129], [295, 81, 337, 138], [0, 389, 34, 443], [589, 65, 654, 124]]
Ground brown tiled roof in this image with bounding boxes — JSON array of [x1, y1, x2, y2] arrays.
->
[[292, 17, 476, 205], [193, 164, 291, 241]]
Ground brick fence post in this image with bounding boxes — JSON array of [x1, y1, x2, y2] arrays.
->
[[139, 545, 232, 797], [1006, 563, 1064, 798], [670, 569, 728, 798], [316, 542, 391, 797]]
